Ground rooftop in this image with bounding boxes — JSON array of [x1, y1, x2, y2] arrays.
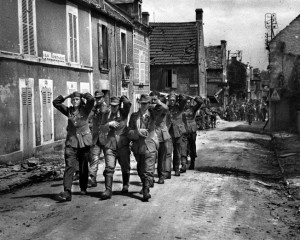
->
[[205, 45, 223, 69], [149, 22, 198, 65]]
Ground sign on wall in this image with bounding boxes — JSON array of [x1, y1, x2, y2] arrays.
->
[[270, 88, 280, 101]]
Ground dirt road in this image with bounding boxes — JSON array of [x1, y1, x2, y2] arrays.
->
[[0, 121, 299, 240]]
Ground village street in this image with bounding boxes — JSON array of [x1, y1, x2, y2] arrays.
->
[[0, 120, 300, 240]]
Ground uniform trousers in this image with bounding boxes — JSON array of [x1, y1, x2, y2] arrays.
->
[[64, 146, 90, 192], [157, 139, 172, 178], [187, 132, 197, 160], [89, 141, 105, 177], [170, 135, 183, 171], [103, 147, 131, 177], [134, 149, 156, 187], [180, 134, 188, 167]]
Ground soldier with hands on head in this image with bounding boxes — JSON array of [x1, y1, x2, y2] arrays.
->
[[99, 95, 132, 200], [167, 92, 187, 176], [183, 96, 203, 170], [128, 94, 163, 201], [148, 91, 171, 184], [53, 91, 95, 202], [88, 90, 107, 188]]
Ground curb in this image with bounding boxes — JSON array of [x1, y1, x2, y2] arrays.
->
[[0, 171, 57, 195], [270, 134, 287, 183]]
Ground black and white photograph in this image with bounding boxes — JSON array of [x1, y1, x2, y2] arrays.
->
[[0, 0, 300, 239]]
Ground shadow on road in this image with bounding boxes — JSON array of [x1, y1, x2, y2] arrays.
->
[[195, 167, 282, 183], [221, 123, 271, 135]]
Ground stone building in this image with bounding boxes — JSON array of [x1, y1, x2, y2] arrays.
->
[[205, 40, 227, 105], [149, 9, 207, 97], [0, 0, 150, 164], [268, 14, 300, 131]]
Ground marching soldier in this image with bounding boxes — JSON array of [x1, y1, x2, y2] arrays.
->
[[88, 90, 107, 188], [128, 94, 166, 201], [245, 101, 255, 125], [53, 91, 95, 202], [99, 95, 132, 200], [183, 96, 203, 170], [167, 93, 187, 176], [149, 91, 171, 184]]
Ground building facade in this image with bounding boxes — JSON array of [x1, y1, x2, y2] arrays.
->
[[268, 14, 300, 131], [149, 9, 207, 97], [0, 0, 150, 164], [205, 40, 227, 105]]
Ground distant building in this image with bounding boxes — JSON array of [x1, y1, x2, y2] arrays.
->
[[149, 9, 207, 97], [268, 14, 300, 131], [205, 40, 227, 105], [227, 56, 247, 101]]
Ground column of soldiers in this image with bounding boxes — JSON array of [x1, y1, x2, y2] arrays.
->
[[53, 90, 204, 202], [223, 100, 268, 124]]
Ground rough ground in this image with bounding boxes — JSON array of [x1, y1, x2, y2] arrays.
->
[[0, 120, 300, 240]]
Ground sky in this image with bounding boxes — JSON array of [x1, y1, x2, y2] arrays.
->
[[142, 0, 300, 70]]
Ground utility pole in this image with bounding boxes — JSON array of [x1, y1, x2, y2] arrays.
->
[[264, 13, 278, 130], [265, 13, 278, 55]]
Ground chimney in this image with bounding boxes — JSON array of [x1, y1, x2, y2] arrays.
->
[[221, 40, 227, 46], [142, 12, 149, 26], [196, 9, 203, 22]]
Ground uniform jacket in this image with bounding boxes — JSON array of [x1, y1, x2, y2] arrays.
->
[[89, 102, 108, 145], [53, 93, 95, 148], [150, 101, 170, 142], [128, 108, 159, 154], [184, 97, 203, 133], [99, 96, 131, 150], [167, 95, 187, 138]]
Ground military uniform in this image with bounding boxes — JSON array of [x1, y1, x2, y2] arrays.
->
[[99, 96, 131, 199], [183, 97, 203, 170], [245, 103, 255, 125], [53, 92, 94, 201], [167, 94, 187, 176], [149, 94, 171, 184], [88, 91, 107, 187], [128, 94, 162, 201]]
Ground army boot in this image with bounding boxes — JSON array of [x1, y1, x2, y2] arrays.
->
[[101, 175, 113, 200], [121, 172, 130, 193]]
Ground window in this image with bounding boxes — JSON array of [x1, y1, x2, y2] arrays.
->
[[120, 31, 127, 64], [138, 4, 142, 22], [139, 51, 146, 83], [67, 3, 79, 63], [19, 0, 37, 55], [98, 23, 109, 70], [165, 69, 177, 89], [165, 70, 172, 88]]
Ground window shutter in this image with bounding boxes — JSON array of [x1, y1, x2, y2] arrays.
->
[[172, 69, 177, 88], [98, 23, 104, 69], [28, 0, 35, 55], [73, 15, 78, 62], [103, 26, 108, 69], [69, 13, 74, 62], [41, 87, 52, 141], [139, 51, 145, 83]]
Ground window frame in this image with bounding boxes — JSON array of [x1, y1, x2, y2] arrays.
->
[[120, 29, 127, 64], [139, 50, 146, 84], [165, 69, 172, 88], [66, 2, 80, 63], [98, 22, 109, 72], [18, 0, 38, 56]]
